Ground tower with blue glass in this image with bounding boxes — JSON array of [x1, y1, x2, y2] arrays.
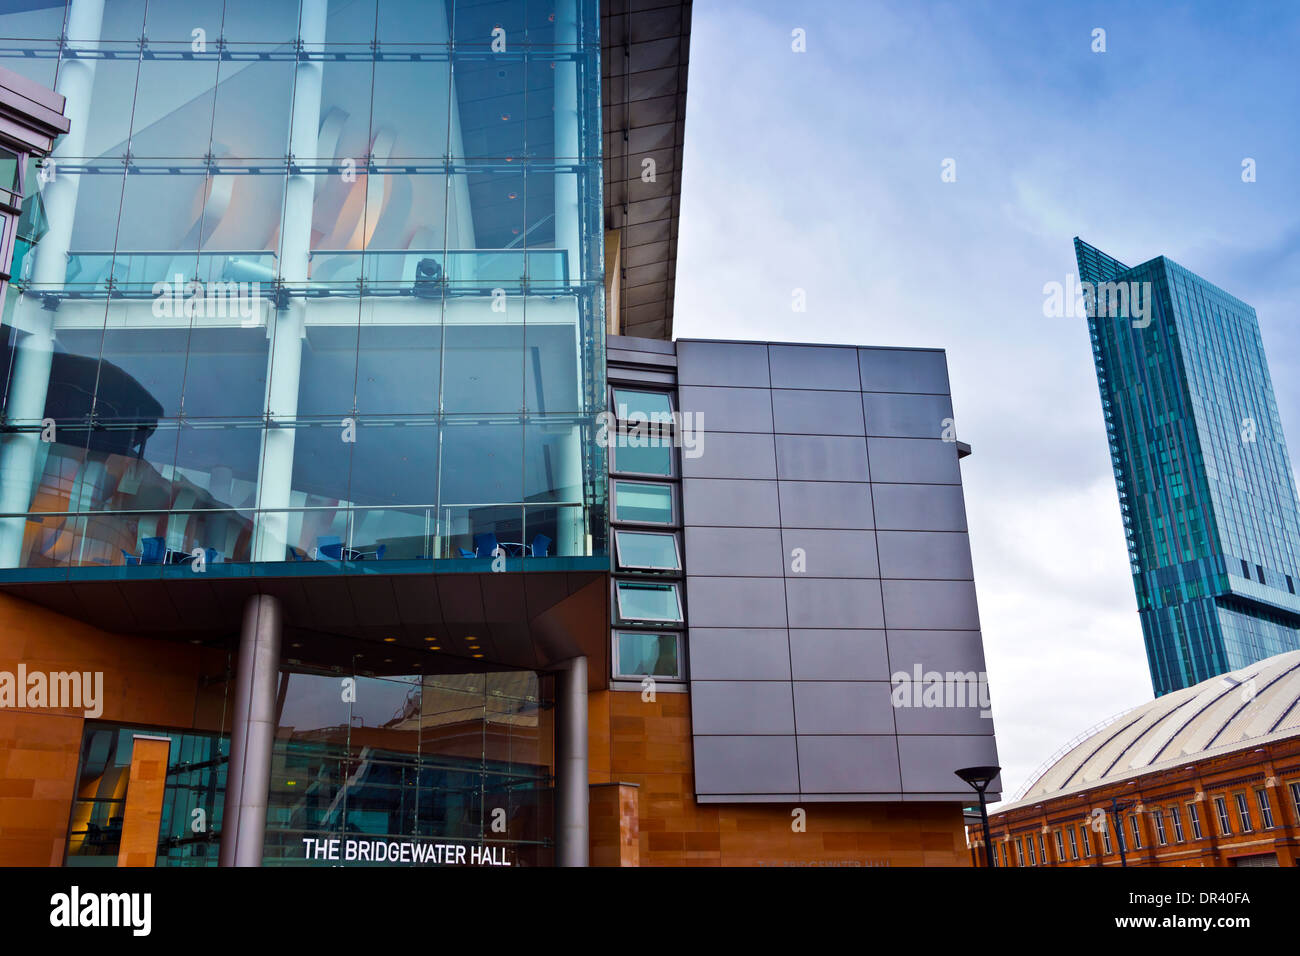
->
[[1077, 237, 1300, 696]]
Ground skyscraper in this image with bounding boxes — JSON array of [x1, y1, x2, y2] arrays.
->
[[1076, 238, 1300, 696]]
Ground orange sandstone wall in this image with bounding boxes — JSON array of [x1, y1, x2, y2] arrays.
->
[[587, 689, 970, 867], [0, 594, 226, 865]]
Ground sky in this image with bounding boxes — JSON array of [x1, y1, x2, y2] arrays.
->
[[673, 0, 1300, 805]]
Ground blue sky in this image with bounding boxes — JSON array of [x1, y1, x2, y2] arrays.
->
[[673, 0, 1300, 801]]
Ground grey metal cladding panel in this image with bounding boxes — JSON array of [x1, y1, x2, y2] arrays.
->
[[677, 385, 773, 433], [686, 576, 787, 627], [693, 736, 800, 795], [689, 628, 792, 680], [876, 531, 974, 580], [691, 681, 795, 735], [771, 389, 865, 436], [677, 340, 771, 387], [780, 529, 878, 578], [768, 344, 861, 391], [882, 580, 981, 630], [792, 681, 896, 734], [862, 392, 954, 439], [897, 735, 1000, 794], [866, 438, 960, 484], [682, 432, 775, 479], [789, 629, 890, 680], [685, 527, 785, 577], [775, 435, 869, 482], [777, 480, 874, 529], [886, 629, 988, 676], [891, 693, 993, 735], [796, 736, 902, 794], [858, 348, 950, 394], [785, 577, 884, 628], [871, 483, 968, 532], [682, 478, 780, 527]]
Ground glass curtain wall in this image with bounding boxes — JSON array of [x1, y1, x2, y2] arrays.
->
[[0, 0, 606, 576], [65, 668, 554, 866]]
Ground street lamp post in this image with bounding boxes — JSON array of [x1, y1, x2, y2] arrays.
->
[[956, 765, 1001, 868]]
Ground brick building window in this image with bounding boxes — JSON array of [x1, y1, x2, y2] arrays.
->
[[1170, 806, 1184, 842], [1100, 822, 1112, 855], [1255, 789, 1274, 830], [1054, 830, 1065, 862], [1129, 815, 1142, 850], [1154, 809, 1167, 846], [1233, 792, 1253, 833], [1067, 826, 1079, 860], [1213, 796, 1232, 836], [1080, 824, 1092, 857], [1187, 803, 1203, 840]]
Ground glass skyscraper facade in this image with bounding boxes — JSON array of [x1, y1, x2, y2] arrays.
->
[[0, 0, 607, 580], [1077, 238, 1300, 696]]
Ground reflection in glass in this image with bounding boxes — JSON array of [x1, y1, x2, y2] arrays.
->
[[615, 580, 683, 623], [612, 481, 673, 524], [0, 0, 606, 574], [615, 631, 681, 679]]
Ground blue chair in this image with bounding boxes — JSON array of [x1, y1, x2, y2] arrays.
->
[[355, 544, 387, 561], [529, 534, 552, 558], [473, 532, 499, 559], [287, 546, 307, 561], [316, 535, 344, 560], [121, 549, 141, 567], [457, 547, 475, 558], [140, 537, 166, 565]]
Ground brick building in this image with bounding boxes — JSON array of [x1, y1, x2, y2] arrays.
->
[[980, 649, 1300, 867]]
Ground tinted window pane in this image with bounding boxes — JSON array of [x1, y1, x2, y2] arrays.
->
[[612, 434, 671, 476], [616, 631, 680, 678], [613, 388, 672, 420], [615, 530, 679, 570], [615, 581, 681, 622], [613, 481, 672, 524]]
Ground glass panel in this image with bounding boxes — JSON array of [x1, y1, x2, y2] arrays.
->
[[181, 327, 270, 419], [612, 433, 672, 476], [0, 146, 20, 193], [615, 581, 681, 623], [614, 529, 679, 570], [441, 324, 524, 414], [613, 481, 672, 524], [439, 418, 522, 505], [615, 631, 680, 679], [347, 420, 439, 508], [128, 52, 219, 158], [0, 2, 62, 88], [612, 387, 672, 421]]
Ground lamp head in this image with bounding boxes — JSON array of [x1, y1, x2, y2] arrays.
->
[[955, 765, 1002, 791]]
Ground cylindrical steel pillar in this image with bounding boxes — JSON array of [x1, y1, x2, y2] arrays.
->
[[219, 594, 283, 866], [554, 655, 588, 867]]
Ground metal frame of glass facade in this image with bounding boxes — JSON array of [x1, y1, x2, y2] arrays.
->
[[1077, 237, 1300, 695], [0, 0, 607, 581]]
